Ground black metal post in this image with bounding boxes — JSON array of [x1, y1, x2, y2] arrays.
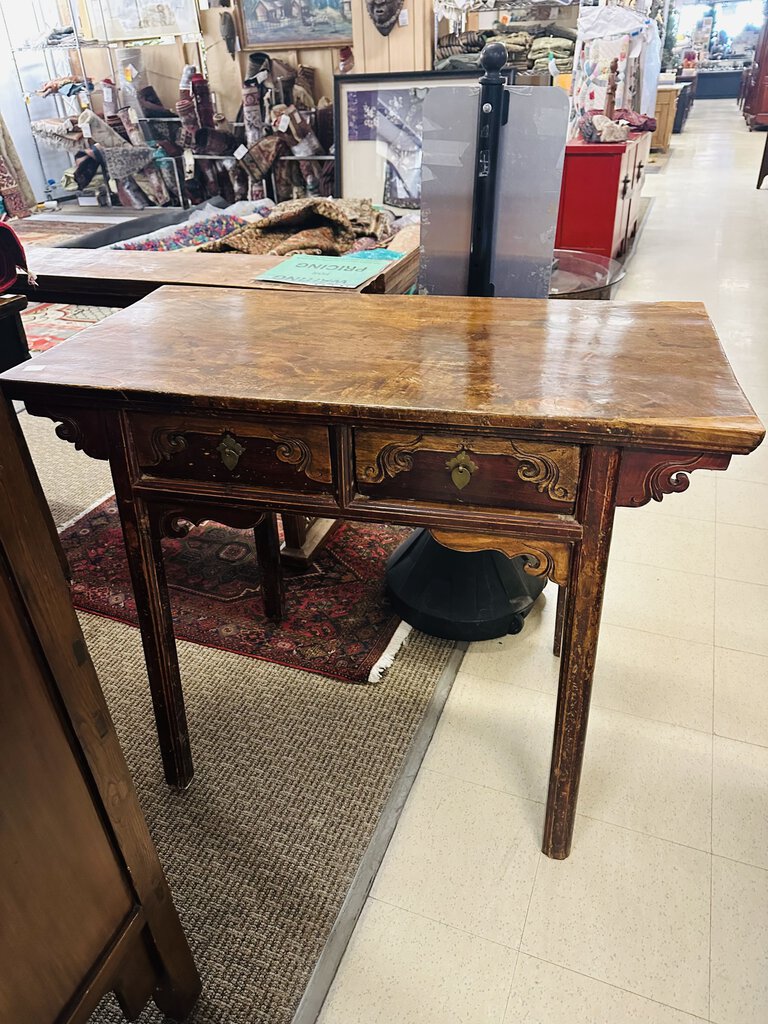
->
[[467, 42, 509, 297]]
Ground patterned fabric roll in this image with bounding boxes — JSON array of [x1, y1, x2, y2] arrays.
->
[[242, 81, 264, 147], [176, 96, 199, 149], [191, 74, 215, 129]]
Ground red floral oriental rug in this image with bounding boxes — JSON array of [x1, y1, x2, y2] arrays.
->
[[61, 497, 413, 684]]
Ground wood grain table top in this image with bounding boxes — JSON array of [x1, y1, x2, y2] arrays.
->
[[15, 245, 418, 296], [2, 286, 763, 453]]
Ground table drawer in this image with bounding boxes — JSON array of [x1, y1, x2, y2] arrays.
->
[[128, 413, 333, 493], [353, 430, 580, 514]]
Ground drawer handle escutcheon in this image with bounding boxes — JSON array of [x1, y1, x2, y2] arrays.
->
[[217, 433, 246, 471], [446, 450, 478, 491]]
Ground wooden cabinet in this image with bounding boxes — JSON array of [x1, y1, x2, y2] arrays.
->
[[651, 86, 682, 152], [555, 133, 651, 260], [0, 398, 200, 1023], [744, 20, 768, 128]]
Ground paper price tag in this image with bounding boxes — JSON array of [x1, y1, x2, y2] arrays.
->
[[398, 8, 409, 25], [103, 86, 113, 103], [234, 144, 248, 159], [277, 114, 290, 133], [81, 121, 93, 139], [257, 70, 268, 84], [128, 108, 139, 124]]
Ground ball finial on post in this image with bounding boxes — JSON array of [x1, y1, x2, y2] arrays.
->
[[480, 41, 507, 79]]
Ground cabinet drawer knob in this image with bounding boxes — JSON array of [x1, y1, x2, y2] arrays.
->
[[446, 450, 478, 491], [217, 433, 246, 471]]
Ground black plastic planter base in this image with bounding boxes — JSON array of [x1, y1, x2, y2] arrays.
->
[[385, 528, 547, 642]]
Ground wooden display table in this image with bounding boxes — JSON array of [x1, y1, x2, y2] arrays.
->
[[652, 85, 686, 153], [0, 293, 29, 373], [14, 245, 420, 307], [2, 289, 763, 861]]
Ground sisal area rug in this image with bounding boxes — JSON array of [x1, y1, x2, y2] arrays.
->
[[61, 497, 412, 683], [18, 409, 456, 1024], [21, 302, 119, 352]]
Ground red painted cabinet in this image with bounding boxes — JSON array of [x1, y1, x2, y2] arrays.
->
[[555, 133, 651, 259]]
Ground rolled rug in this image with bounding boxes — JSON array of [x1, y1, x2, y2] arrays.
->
[[176, 96, 199, 148], [191, 73, 215, 129], [242, 81, 264, 147]]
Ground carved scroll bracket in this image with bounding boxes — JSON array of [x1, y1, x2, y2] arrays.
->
[[151, 504, 268, 540], [616, 451, 732, 508], [25, 404, 111, 461], [430, 529, 571, 587]]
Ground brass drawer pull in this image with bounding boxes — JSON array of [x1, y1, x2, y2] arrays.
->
[[217, 433, 245, 471], [446, 450, 478, 491]]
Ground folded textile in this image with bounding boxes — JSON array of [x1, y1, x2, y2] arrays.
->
[[30, 118, 82, 150], [612, 108, 657, 132], [579, 113, 629, 144], [78, 109, 126, 148], [114, 212, 250, 251], [198, 197, 390, 256]]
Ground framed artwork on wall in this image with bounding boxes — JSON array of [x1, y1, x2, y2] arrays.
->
[[333, 71, 481, 214], [88, 0, 200, 41], [240, 0, 353, 49]]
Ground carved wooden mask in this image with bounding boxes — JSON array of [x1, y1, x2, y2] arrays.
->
[[365, 0, 403, 36]]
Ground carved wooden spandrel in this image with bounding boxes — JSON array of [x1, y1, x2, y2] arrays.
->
[[430, 529, 571, 587], [150, 503, 269, 540], [616, 450, 732, 508], [24, 403, 111, 461]]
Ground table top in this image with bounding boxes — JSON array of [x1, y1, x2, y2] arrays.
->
[[15, 245, 418, 297], [2, 287, 763, 453]]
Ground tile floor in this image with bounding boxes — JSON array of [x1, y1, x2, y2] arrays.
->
[[317, 102, 768, 1023]]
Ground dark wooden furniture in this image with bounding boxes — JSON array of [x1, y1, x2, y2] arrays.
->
[[2, 289, 763, 861], [696, 68, 743, 100], [555, 133, 652, 260], [13, 245, 420, 307], [0, 293, 30, 374], [758, 130, 768, 189], [672, 81, 694, 134], [0, 397, 200, 1023], [745, 21, 768, 128]]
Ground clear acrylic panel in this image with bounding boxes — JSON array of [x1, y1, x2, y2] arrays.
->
[[418, 84, 479, 295], [419, 83, 570, 298], [492, 85, 570, 298]]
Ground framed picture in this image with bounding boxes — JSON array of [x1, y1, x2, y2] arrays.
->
[[334, 71, 481, 214], [240, 0, 353, 49], [88, 0, 200, 41]]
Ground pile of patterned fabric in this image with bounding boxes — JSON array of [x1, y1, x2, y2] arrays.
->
[[528, 35, 576, 74], [199, 197, 394, 256], [0, 113, 35, 219]]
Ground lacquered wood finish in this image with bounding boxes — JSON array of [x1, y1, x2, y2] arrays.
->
[[3, 288, 761, 453], [15, 246, 419, 305], [0, 397, 199, 1021], [2, 288, 763, 859]]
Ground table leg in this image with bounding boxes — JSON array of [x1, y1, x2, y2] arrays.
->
[[254, 512, 285, 621], [110, 430, 193, 788], [553, 585, 567, 657], [542, 446, 620, 859]]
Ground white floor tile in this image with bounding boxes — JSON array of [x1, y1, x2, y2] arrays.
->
[[318, 899, 517, 1024], [371, 771, 540, 948], [715, 578, 768, 656], [710, 857, 768, 1024], [579, 708, 712, 851], [504, 955, 705, 1024], [611, 509, 715, 575], [592, 625, 714, 733], [714, 647, 768, 747], [726, 441, 768, 485], [603, 562, 714, 644], [423, 676, 553, 803], [715, 523, 768, 584], [712, 735, 768, 870], [521, 817, 711, 1019], [716, 477, 768, 529]]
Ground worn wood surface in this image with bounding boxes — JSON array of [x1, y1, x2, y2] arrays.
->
[[0, 396, 200, 1021], [2, 290, 764, 860], [3, 288, 762, 453], [15, 246, 419, 305]]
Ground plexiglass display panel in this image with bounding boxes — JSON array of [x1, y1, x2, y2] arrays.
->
[[419, 84, 569, 298]]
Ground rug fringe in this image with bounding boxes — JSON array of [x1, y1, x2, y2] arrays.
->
[[368, 621, 413, 683], [57, 490, 114, 533]]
